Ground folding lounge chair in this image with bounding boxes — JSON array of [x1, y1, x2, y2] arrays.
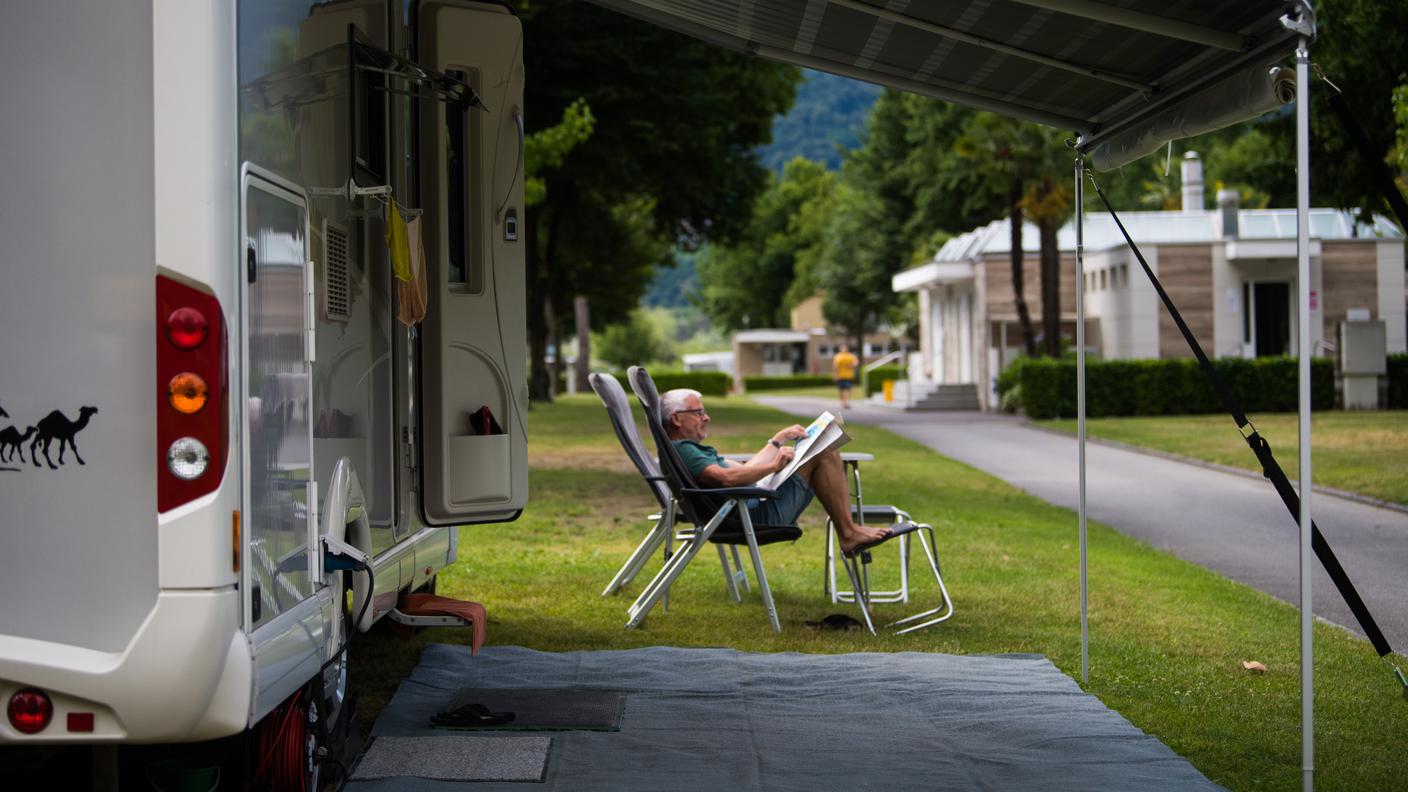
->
[[587, 373, 751, 601], [625, 366, 801, 632], [828, 506, 954, 635]]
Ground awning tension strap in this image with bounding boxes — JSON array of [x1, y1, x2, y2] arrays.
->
[[1088, 178, 1406, 698]]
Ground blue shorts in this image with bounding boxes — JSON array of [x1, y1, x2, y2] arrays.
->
[[748, 474, 815, 526], [835, 379, 853, 391]]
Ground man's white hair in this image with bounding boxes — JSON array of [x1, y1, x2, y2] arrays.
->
[[660, 388, 702, 423]]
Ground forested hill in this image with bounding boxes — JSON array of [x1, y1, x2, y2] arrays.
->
[[758, 69, 881, 173]]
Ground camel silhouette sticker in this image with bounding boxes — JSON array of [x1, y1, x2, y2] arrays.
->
[[0, 404, 98, 471]]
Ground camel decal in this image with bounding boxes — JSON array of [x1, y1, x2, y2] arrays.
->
[[0, 425, 37, 464], [30, 406, 98, 469]]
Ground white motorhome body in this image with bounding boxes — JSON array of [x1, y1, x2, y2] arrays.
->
[[0, 0, 526, 776]]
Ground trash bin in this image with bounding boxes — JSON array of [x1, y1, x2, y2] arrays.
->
[[883, 380, 895, 402]]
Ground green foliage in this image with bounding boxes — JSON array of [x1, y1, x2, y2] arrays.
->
[[863, 365, 905, 397], [696, 158, 839, 330], [1015, 357, 1336, 420], [595, 309, 674, 369], [1389, 354, 1408, 409], [524, 98, 595, 207], [612, 370, 731, 397], [758, 69, 881, 173], [743, 374, 834, 392], [642, 251, 697, 308]]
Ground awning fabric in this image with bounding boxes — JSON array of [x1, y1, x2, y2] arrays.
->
[[588, 0, 1303, 151]]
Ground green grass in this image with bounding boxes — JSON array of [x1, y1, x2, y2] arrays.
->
[[350, 395, 1408, 792], [1037, 412, 1408, 505]]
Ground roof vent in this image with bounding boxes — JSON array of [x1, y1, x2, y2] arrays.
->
[[1217, 189, 1240, 238], [323, 220, 351, 322], [1181, 151, 1203, 212]]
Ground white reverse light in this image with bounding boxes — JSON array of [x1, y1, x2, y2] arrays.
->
[[167, 437, 210, 480]]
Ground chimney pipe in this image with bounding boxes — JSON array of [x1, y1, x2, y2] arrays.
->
[[1181, 151, 1203, 212], [1218, 188, 1240, 238]]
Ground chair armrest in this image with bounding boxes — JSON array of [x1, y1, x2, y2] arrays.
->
[[643, 475, 668, 482], [681, 486, 776, 500]]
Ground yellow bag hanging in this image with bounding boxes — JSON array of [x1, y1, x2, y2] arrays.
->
[[385, 200, 412, 282]]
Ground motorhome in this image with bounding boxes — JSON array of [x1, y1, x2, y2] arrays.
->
[[1, 1, 526, 786]]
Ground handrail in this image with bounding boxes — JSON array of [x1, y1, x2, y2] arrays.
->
[[859, 346, 908, 401]]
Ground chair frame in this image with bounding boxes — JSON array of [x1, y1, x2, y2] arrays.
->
[[587, 373, 751, 606], [624, 367, 799, 632]]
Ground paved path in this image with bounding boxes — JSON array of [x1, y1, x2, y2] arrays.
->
[[756, 397, 1408, 653]]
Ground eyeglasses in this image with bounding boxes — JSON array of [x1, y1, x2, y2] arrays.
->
[[676, 408, 708, 418]]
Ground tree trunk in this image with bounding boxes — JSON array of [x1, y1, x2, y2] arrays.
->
[[1009, 179, 1038, 356], [573, 294, 591, 393], [1038, 210, 1061, 357], [527, 208, 553, 403], [545, 296, 559, 398]]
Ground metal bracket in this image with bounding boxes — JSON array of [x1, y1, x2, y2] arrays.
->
[[386, 609, 471, 628], [1279, 3, 1316, 38]]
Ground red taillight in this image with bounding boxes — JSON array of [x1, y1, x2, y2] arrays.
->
[[8, 689, 53, 735], [67, 712, 94, 733], [166, 307, 209, 350], [157, 276, 227, 512]]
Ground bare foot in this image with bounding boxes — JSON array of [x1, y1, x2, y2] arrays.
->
[[839, 522, 891, 556]]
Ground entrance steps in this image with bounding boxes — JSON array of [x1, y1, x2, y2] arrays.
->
[[870, 381, 980, 411]]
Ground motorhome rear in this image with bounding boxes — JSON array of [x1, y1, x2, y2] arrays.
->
[[0, 1, 527, 786]]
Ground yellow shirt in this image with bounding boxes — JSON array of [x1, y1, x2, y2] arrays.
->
[[833, 351, 858, 380]]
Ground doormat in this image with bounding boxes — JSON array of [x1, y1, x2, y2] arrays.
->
[[351, 735, 550, 782], [432, 688, 625, 732]]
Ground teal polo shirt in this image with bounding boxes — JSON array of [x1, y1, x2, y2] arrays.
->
[[672, 439, 729, 481]]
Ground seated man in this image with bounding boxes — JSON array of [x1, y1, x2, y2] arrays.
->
[[661, 388, 890, 556]]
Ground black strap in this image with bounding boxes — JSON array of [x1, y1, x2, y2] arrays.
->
[[1091, 182, 1393, 659]]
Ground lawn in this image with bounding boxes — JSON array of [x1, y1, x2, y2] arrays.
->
[[350, 395, 1408, 792], [1036, 411, 1408, 505]]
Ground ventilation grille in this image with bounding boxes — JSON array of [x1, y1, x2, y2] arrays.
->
[[324, 220, 351, 321]]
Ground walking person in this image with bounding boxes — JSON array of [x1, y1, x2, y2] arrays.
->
[[832, 343, 859, 410]]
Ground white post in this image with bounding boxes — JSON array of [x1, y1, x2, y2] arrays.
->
[[1295, 32, 1314, 792], [1075, 154, 1088, 684]]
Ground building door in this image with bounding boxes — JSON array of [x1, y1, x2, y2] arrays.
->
[[1253, 282, 1291, 357]]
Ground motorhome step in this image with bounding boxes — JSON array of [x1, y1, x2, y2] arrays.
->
[[388, 609, 472, 628]]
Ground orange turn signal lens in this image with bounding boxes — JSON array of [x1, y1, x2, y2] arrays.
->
[[168, 372, 209, 414]]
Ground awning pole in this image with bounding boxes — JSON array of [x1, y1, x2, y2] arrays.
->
[[1075, 153, 1088, 685], [1295, 27, 1315, 792]]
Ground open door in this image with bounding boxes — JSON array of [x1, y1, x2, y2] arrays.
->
[[417, 0, 527, 524]]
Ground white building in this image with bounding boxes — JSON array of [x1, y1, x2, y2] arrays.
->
[[893, 156, 1406, 411]]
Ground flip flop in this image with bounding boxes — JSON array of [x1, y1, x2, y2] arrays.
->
[[431, 702, 516, 728], [804, 613, 865, 631]]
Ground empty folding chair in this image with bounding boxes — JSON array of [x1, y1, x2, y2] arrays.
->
[[625, 367, 801, 632], [588, 373, 751, 602]]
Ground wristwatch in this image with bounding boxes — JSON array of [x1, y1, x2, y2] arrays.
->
[[769, 439, 782, 449]]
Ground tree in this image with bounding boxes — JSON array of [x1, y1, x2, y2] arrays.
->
[[596, 309, 672, 369], [696, 158, 838, 331], [522, 1, 799, 401]]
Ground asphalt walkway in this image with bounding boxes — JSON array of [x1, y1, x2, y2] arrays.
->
[[756, 396, 1408, 653]]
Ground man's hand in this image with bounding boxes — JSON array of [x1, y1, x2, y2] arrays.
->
[[772, 445, 795, 472], [771, 425, 807, 445]]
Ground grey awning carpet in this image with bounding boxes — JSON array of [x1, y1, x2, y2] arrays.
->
[[347, 644, 1224, 791]]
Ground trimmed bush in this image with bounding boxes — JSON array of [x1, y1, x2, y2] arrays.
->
[[613, 369, 731, 397], [1390, 354, 1408, 409], [743, 374, 834, 392], [863, 365, 906, 397], [1016, 356, 1336, 419]]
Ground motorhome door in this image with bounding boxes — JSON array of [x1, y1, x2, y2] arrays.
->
[[241, 167, 317, 629], [417, 1, 527, 525]]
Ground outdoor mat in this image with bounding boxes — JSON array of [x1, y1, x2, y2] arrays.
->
[[347, 644, 1226, 792], [350, 735, 550, 782], [431, 688, 625, 731]]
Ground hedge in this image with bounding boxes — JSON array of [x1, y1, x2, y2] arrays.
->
[[863, 365, 906, 397], [1390, 354, 1408, 409], [614, 369, 732, 397], [1010, 356, 1336, 419], [743, 374, 834, 392]]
